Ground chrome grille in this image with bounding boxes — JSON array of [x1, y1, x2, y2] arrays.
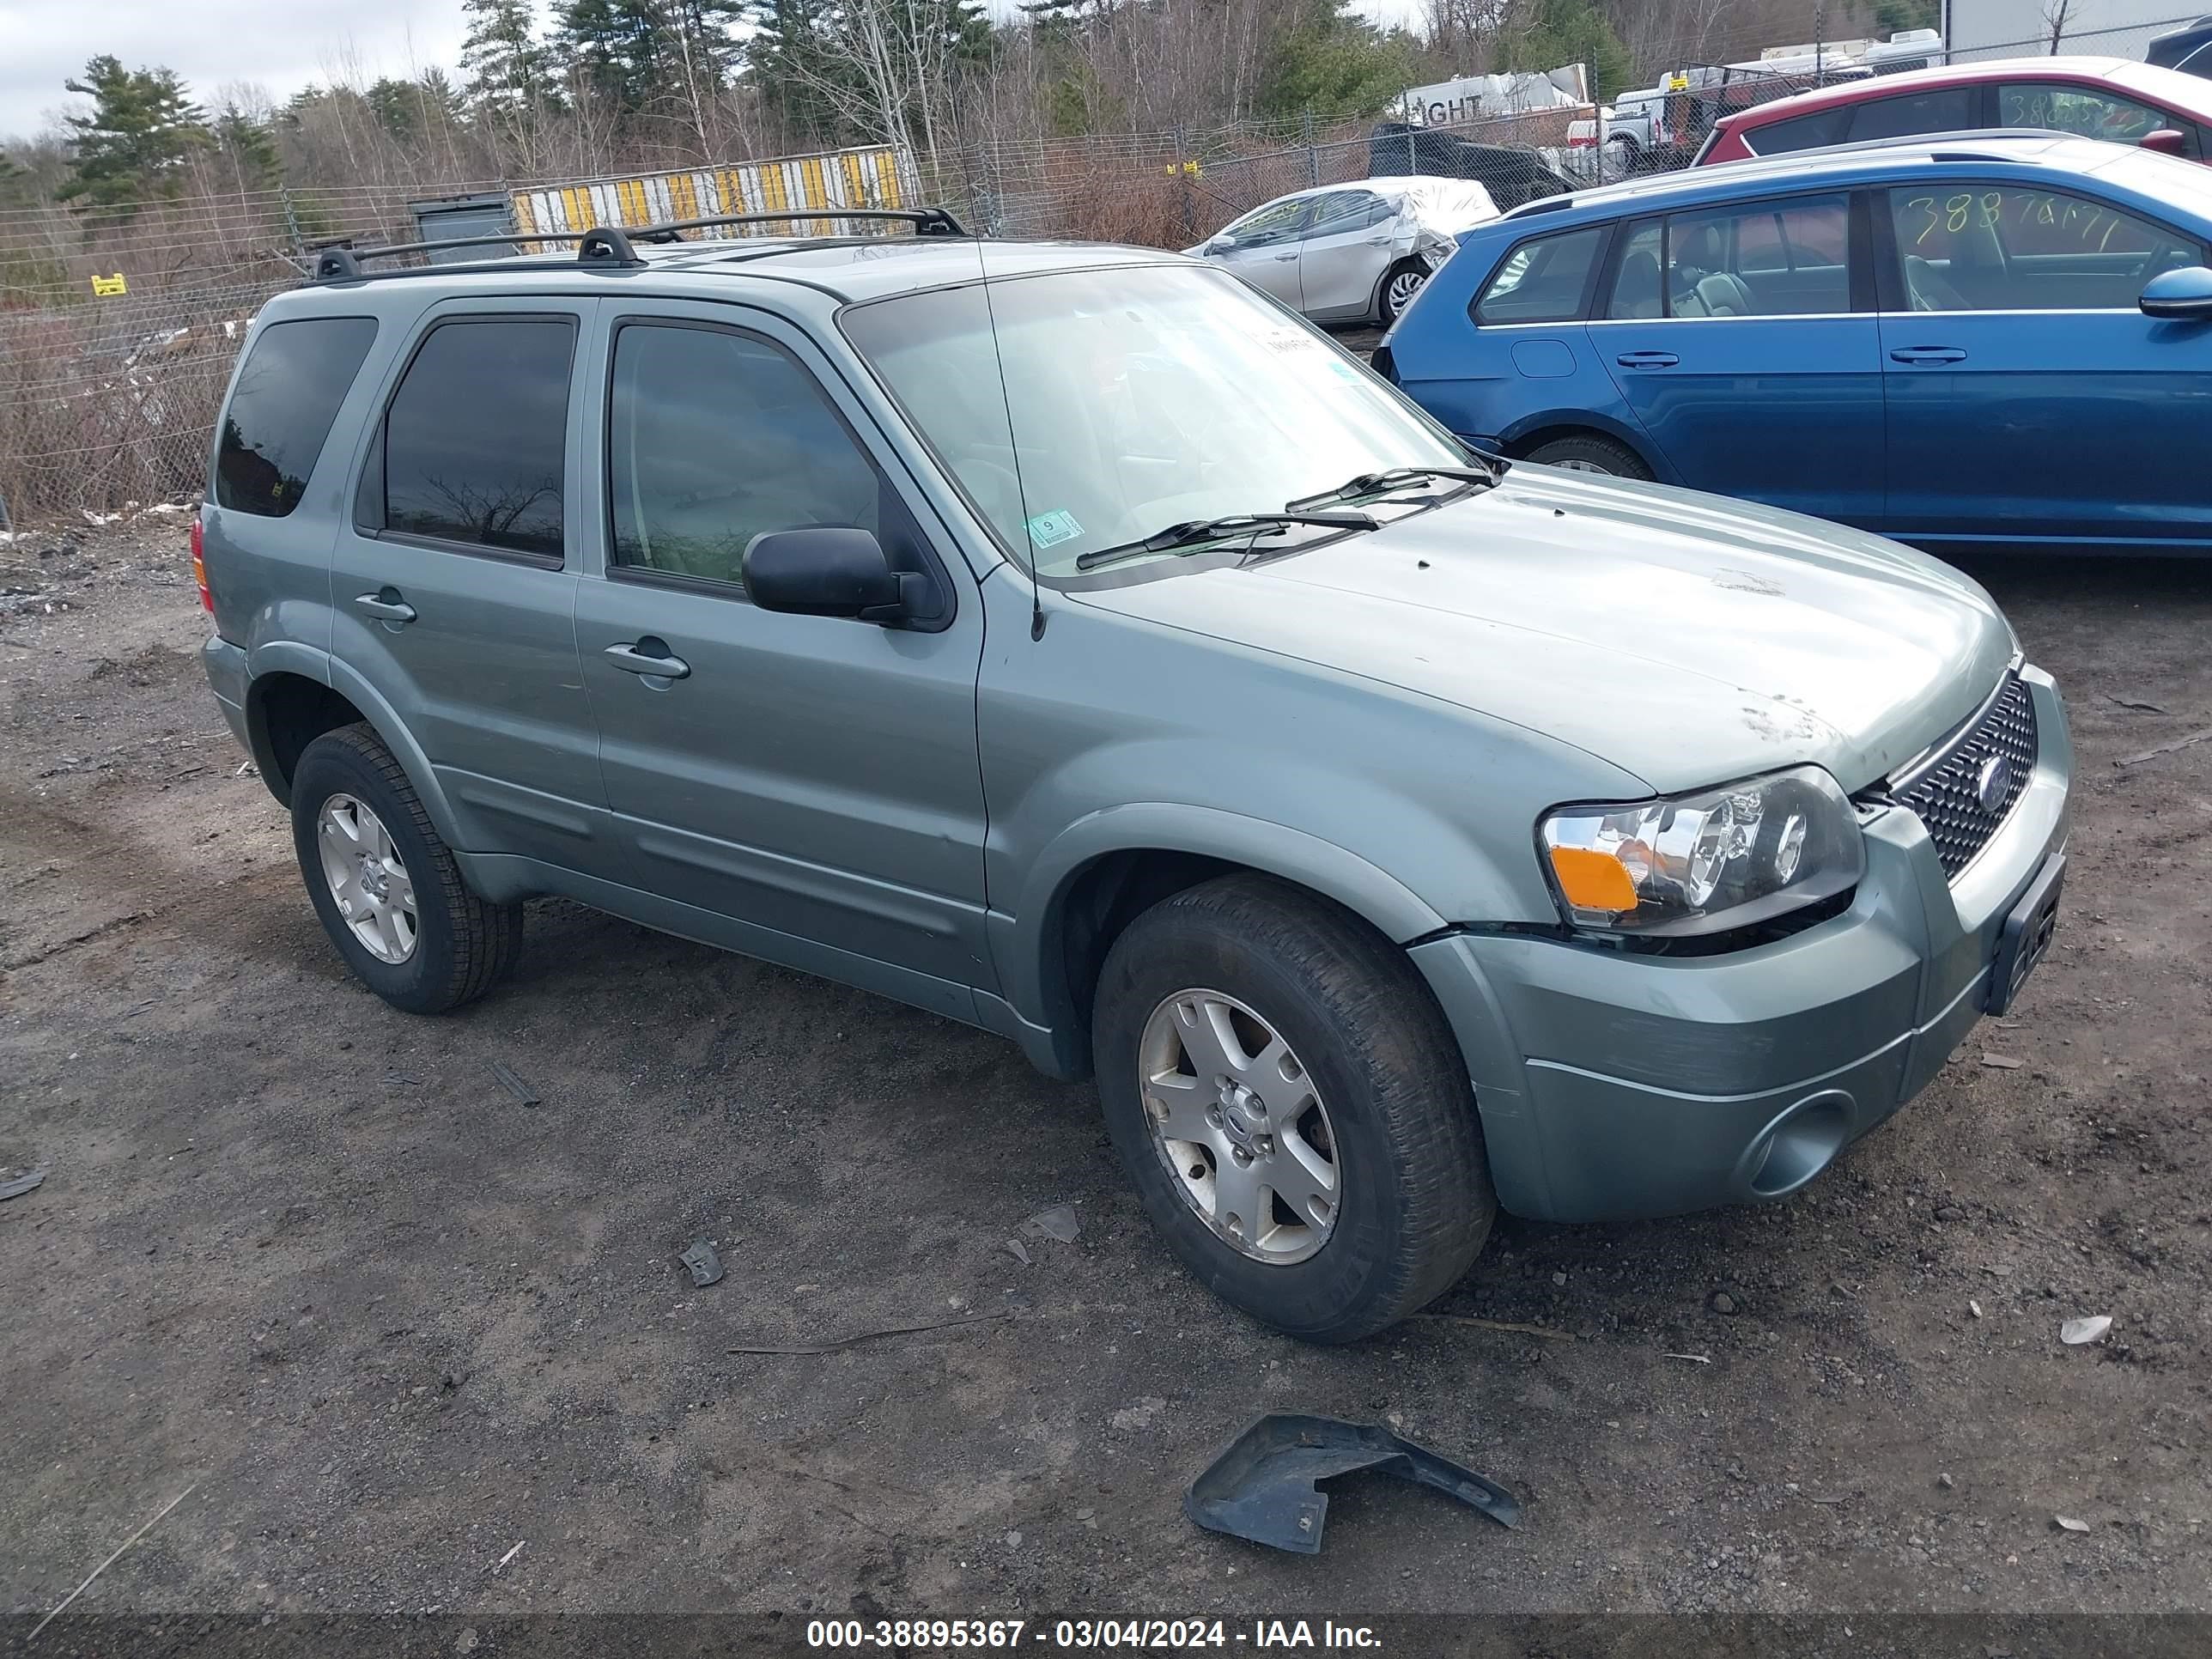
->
[[1893, 677, 2038, 880]]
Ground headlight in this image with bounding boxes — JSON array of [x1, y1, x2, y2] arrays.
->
[[1538, 765, 1863, 938]]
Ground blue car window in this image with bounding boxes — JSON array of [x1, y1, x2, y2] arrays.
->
[[1474, 226, 1604, 324], [1606, 222, 1665, 318], [1651, 195, 1850, 318], [1888, 185, 2202, 312]]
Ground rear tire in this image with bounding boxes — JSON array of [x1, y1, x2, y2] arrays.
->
[[290, 723, 522, 1014], [1378, 259, 1429, 325], [1091, 874, 1494, 1344], [1523, 433, 1652, 478]]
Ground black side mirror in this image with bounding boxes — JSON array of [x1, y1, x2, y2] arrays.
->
[[741, 527, 930, 624], [2140, 264, 2212, 320]]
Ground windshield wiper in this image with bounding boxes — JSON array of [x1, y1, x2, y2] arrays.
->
[[1073, 510, 1379, 572], [1285, 462, 1501, 513]]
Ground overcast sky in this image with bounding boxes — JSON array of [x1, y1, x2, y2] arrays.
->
[[0, 0, 1425, 145], [0, 0, 470, 141]]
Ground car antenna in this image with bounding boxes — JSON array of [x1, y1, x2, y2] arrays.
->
[[970, 230, 1047, 641]]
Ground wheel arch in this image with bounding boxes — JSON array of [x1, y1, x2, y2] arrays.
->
[[1005, 806, 1450, 1081], [246, 661, 465, 848], [1498, 410, 1669, 478]]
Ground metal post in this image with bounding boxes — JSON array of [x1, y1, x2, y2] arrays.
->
[[1592, 63, 1605, 181], [1304, 108, 1319, 188], [1814, 2, 1826, 87], [1175, 125, 1195, 241], [280, 185, 305, 258]]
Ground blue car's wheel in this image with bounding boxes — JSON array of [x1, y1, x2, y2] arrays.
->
[[1525, 434, 1651, 479]]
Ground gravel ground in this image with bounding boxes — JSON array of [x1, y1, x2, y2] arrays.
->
[[2, 514, 2209, 1633]]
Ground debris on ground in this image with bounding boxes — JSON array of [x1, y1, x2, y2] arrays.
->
[[1110, 1397, 1167, 1432], [494, 1540, 525, 1571], [2118, 727, 2212, 768], [1021, 1204, 1079, 1244], [1982, 1054, 2026, 1070], [1410, 1313, 1572, 1340], [1938, 1473, 1956, 1490], [1184, 1413, 1520, 1554], [1000, 1237, 1031, 1266], [1711, 1291, 1741, 1315], [489, 1061, 540, 1106], [725, 1310, 1013, 1356], [0, 1170, 46, 1202], [678, 1239, 726, 1288], [2055, 1516, 2091, 1534], [27, 1481, 198, 1641], [1970, 1299, 1984, 1319], [2060, 1315, 2112, 1346], [1662, 1352, 1711, 1364], [2106, 694, 2169, 714]]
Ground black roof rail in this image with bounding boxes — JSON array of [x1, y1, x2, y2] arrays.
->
[[308, 204, 969, 285]]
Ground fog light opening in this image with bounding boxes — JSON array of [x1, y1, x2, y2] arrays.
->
[[1744, 1091, 1853, 1200]]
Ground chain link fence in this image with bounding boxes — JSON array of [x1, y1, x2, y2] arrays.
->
[[3, 21, 2203, 524]]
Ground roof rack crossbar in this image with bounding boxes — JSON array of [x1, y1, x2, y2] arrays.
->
[[309, 204, 968, 283]]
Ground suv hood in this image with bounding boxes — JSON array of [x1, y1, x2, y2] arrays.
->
[[1072, 468, 2016, 795]]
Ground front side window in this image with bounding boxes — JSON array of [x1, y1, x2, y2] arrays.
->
[[1887, 184, 2202, 311], [1997, 82, 2187, 151], [1847, 87, 1977, 141], [1474, 226, 1605, 324], [381, 319, 572, 557], [842, 264, 1463, 579], [216, 318, 378, 518], [608, 324, 878, 586], [1607, 195, 1850, 318], [1221, 198, 1312, 248]]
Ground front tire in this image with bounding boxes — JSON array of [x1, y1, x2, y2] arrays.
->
[[290, 723, 522, 1014], [1092, 875, 1494, 1344]]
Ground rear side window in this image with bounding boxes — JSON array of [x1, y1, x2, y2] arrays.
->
[[1742, 106, 1851, 156], [1997, 82, 2196, 155], [216, 318, 377, 518], [1474, 226, 1605, 324], [1846, 88, 1977, 142], [380, 318, 574, 558]]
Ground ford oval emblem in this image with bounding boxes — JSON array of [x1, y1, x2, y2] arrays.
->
[[1975, 754, 2011, 815]]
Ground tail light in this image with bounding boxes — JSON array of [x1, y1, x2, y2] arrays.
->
[[191, 517, 214, 614]]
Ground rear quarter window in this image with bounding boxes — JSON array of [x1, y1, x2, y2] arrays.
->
[[1742, 106, 1852, 155], [1473, 226, 1606, 324], [215, 318, 378, 518]]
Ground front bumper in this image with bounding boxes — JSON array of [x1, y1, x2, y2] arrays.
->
[[1410, 666, 2072, 1224]]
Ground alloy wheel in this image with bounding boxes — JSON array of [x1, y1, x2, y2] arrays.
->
[[316, 793, 418, 964]]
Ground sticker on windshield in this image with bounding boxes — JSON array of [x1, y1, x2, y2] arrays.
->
[[1326, 358, 1364, 383], [1026, 509, 1083, 549]]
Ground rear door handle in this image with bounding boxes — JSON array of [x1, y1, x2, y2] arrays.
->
[[1889, 345, 1967, 364], [603, 639, 690, 680], [353, 589, 416, 624], [1273, 252, 1298, 261], [1615, 350, 1679, 368]]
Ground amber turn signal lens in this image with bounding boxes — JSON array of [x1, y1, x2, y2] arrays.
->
[[1547, 846, 1639, 914]]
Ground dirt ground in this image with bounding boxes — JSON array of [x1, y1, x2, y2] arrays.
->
[[3, 513, 2209, 1636]]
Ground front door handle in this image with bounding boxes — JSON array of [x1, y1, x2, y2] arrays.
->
[[353, 589, 416, 624], [1615, 350, 1680, 368], [603, 639, 690, 680], [1273, 252, 1298, 261], [1364, 235, 1392, 246], [1889, 345, 1967, 364]]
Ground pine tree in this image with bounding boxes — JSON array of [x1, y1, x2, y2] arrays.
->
[[210, 103, 282, 194], [556, 0, 664, 111], [461, 0, 562, 118], [61, 56, 210, 210]]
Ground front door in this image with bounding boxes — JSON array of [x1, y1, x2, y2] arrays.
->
[[1876, 179, 2212, 548], [571, 304, 993, 1006], [330, 297, 628, 879], [1594, 191, 1886, 528], [1210, 197, 1311, 310]]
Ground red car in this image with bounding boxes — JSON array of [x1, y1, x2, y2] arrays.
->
[[1695, 57, 2212, 166]]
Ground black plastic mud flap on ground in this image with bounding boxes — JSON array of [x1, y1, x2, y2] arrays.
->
[[1184, 1413, 1521, 1554]]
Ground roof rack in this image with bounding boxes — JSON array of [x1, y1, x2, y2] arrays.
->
[[309, 205, 969, 284]]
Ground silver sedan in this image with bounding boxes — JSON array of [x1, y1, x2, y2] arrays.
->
[[1183, 176, 1500, 326]]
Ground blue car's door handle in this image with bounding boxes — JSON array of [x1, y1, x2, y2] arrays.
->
[[1615, 350, 1679, 368], [1889, 345, 1967, 364]]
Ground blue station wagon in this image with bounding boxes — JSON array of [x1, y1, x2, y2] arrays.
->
[[1379, 135, 2212, 554]]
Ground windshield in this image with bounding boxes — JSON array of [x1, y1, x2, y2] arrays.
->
[[841, 264, 1467, 578]]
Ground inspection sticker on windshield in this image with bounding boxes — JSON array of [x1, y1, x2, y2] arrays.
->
[[1261, 327, 1328, 356], [1026, 509, 1083, 549]]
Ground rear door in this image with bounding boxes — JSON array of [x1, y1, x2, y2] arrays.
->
[[1296, 189, 1396, 319], [1209, 198, 1312, 309], [570, 301, 992, 1007], [1592, 190, 1886, 526], [1875, 178, 2212, 548], [331, 297, 626, 879]]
